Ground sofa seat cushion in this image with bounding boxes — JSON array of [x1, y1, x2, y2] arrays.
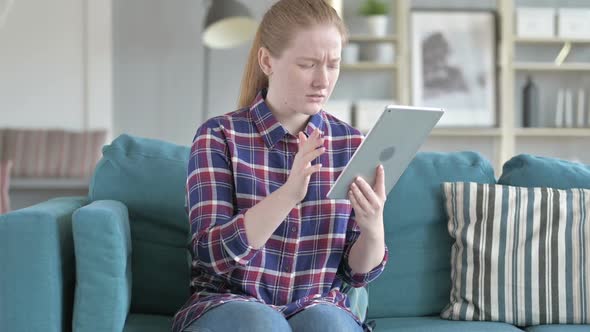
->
[[524, 325, 589, 332], [368, 152, 496, 319], [371, 316, 524, 331], [123, 314, 172, 332]]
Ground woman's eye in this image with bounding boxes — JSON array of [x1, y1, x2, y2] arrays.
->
[[298, 63, 314, 69]]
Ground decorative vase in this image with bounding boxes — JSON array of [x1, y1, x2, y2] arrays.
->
[[522, 75, 539, 127], [342, 43, 360, 64], [366, 15, 388, 36], [365, 43, 395, 64]]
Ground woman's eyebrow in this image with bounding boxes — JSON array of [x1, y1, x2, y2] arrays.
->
[[295, 56, 320, 62], [296, 56, 341, 62]]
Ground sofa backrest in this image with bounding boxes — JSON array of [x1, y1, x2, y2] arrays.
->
[[367, 151, 496, 319], [88, 135, 501, 319], [89, 134, 190, 316], [498, 153, 590, 189]]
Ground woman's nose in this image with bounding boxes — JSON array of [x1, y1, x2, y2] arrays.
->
[[312, 67, 329, 89]]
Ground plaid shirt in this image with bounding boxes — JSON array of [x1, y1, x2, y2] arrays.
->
[[172, 91, 388, 332]]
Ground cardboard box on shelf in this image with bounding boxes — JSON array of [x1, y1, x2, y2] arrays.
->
[[516, 7, 555, 38]]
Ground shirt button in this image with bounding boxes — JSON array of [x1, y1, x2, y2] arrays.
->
[[291, 226, 297, 233], [284, 266, 290, 272]]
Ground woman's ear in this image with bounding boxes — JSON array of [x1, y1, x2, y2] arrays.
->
[[258, 47, 273, 77]]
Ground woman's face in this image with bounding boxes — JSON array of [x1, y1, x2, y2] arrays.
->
[[263, 24, 342, 117]]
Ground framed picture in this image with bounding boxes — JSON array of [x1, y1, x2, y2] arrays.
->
[[411, 10, 497, 127]]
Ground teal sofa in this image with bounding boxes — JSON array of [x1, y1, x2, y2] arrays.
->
[[1, 134, 589, 332]]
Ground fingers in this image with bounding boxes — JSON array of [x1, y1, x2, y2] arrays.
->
[[354, 177, 381, 208], [303, 146, 325, 164], [304, 163, 323, 176], [301, 145, 324, 176], [298, 128, 324, 155], [294, 130, 325, 178], [349, 174, 387, 217], [374, 165, 386, 199], [298, 131, 307, 150], [348, 188, 361, 212], [295, 129, 325, 170], [349, 181, 373, 213]]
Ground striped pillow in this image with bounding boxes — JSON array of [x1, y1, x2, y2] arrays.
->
[[440, 182, 590, 326], [0, 160, 12, 214]]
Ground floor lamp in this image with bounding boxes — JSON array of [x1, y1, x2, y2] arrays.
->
[[201, 0, 257, 122]]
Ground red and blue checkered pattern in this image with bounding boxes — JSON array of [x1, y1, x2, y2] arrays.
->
[[172, 91, 388, 331]]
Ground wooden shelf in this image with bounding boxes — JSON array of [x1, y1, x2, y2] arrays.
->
[[515, 128, 590, 137], [336, 0, 589, 171], [341, 62, 397, 71], [513, 62, 590, 71], [431, 128, 502, 137], [514, 37, 590, 44], [348, 35, 397, 43], [10, 177, 90, 190]]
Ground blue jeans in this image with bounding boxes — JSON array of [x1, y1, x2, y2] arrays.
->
[[183, 301, 363, 332]]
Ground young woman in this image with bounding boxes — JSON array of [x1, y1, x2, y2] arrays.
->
[[173, 1, 388, 331]]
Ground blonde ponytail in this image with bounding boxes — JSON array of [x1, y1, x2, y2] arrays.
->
[[238, 29, 268, 109]]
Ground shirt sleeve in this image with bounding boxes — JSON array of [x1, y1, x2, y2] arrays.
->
[[337, 208, 389, 288], [187, 120, 259, 275]]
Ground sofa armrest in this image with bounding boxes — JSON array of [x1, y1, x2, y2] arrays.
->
[[72, 200, 132, 332], [0, 196, 88, 332]]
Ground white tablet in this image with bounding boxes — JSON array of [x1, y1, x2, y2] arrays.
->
[[326, 105, 444, 200]]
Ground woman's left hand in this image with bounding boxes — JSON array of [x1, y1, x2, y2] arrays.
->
[[348, 165, 386, 237]]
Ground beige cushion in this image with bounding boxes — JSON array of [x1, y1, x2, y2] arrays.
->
[[0, 160, 12, 214], [0, 129, 106, 178]]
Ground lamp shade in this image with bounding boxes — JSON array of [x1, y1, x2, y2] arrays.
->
[[202, 0, 258, 49]]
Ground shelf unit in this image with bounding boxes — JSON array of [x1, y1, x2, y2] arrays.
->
[[500, 0, 590, 169], [513, 63, 590, 71], [340, 0, 410, 105], [348, 35, 398, 43], [514, 37, 590, 44], [431, 128, 502, 137], [336, 0, 590, 171], [341, 62, 397, 71], [515, 128, 590, 137]]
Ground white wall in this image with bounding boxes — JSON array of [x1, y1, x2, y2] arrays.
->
[[0, 0, 112, 134], [112, 0, 202, 146], [112, 0, 275, 146]]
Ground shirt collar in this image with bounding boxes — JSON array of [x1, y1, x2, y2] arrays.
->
[[250, 89, 325, 149]]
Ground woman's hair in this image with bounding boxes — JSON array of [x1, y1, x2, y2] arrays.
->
[[237, 0, 348, 108]]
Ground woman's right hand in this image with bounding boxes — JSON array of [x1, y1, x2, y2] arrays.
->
[[283, 128, 325, 203]]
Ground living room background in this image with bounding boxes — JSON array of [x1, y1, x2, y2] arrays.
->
[[0, 0, 589, 210]]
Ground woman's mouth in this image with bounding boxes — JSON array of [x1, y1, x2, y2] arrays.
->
[[306, 94, 325, 102]]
